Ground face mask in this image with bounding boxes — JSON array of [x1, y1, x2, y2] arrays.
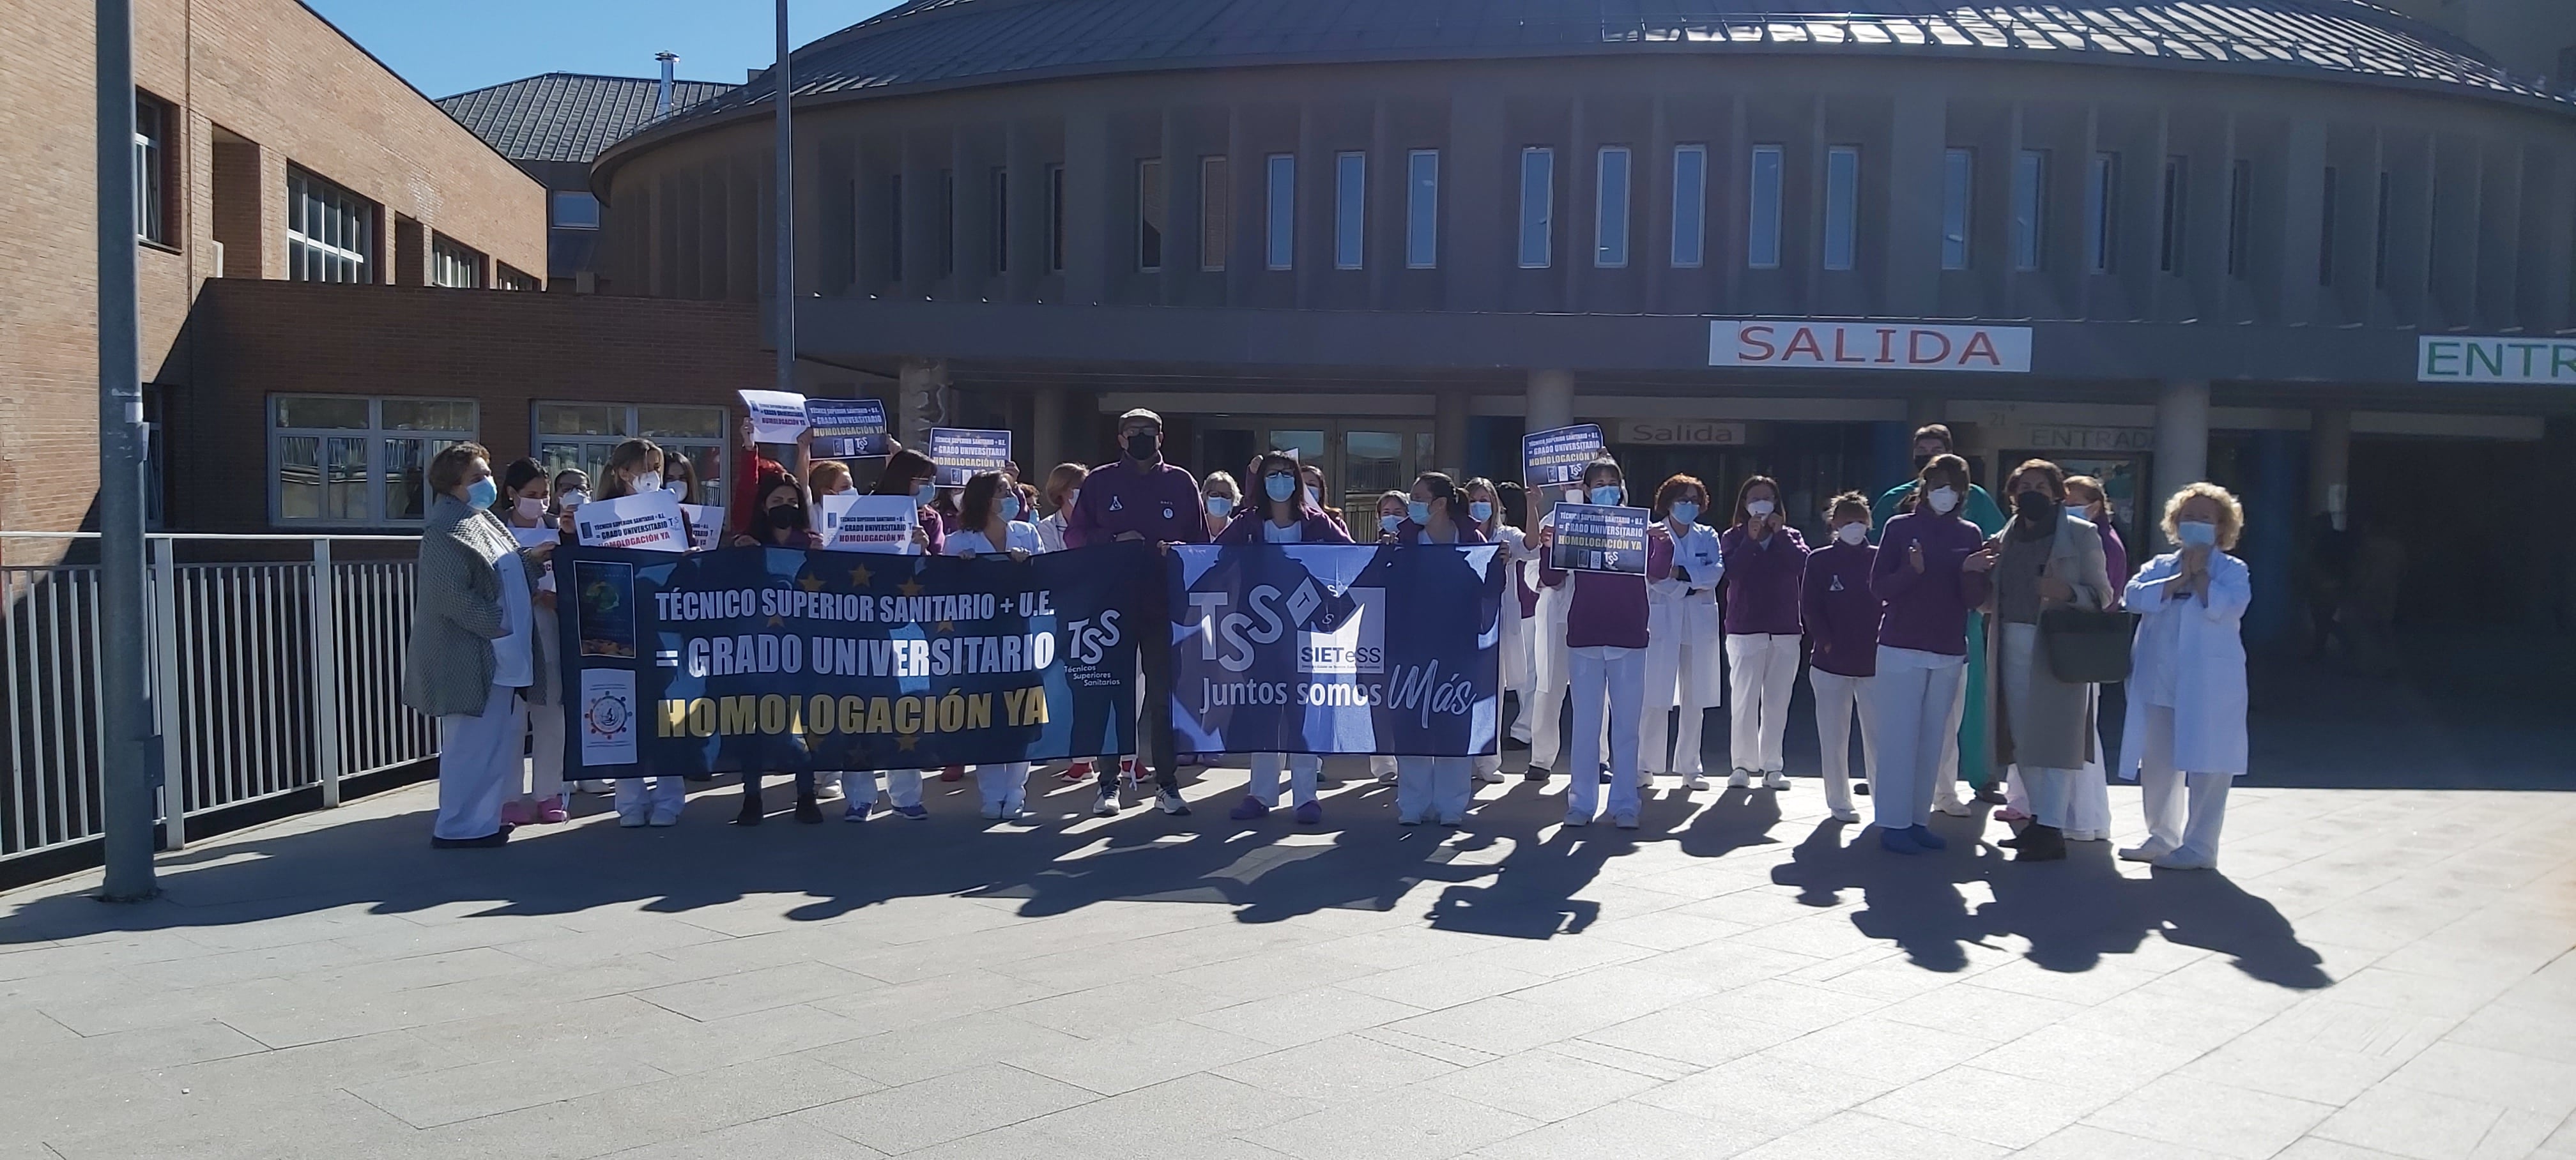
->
[[1062, 489, 1079, 514], [560, 489, 588, 509], [1406, 500, 1432, 525], [1926, 487, 1960, 514], [1912, 454, 1934, 473], [2013, 489, 2057, 521], [2177, 520, 2218, 548], [664, 480, 688, 498], [1468, 501, 1494, 523], [914, 482, 937, 506], [1123, 431, 1158, 461], [1669, 501, 1700, 524], [1379, 514, 1403, 535], [1589, 485, 1623, 507], [1745, 499, 1774, 519], [768, 503, 808, 530], [1836, 522, 1868, 546], [465, 477, 499, 509], [514, 497, 545, 520], [999, 496, 1023, 522], [1302, 485, 1321, 508], [631, 471, 662, 494], [1205, 496, 1234, 519], [1264, 473, 1297, 503]]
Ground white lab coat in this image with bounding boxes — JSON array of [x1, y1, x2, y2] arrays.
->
[[1643, 521, 1723, 772], [2115, 550, 2251, 779]]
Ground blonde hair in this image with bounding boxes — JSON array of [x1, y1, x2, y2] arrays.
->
[[1201, 471, 1241, 501], [808, 460, 852, 495], [2065, 475, 2112, 518], [2161, 482, 2244, 550]]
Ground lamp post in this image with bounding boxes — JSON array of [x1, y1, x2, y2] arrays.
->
[[96, 0, 158, 901], [774, 0, 795, 404]]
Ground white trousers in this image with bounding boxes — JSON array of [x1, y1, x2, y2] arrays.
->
[[1725, 633, 1801, 774], [437, 683, 526, 840], [523, 697, 565, 803], [2134, 704, 2235, 862], [1643, 595, 1722, 775], [1567, 646, 1646, 820], [976, 762, 1031, 815], [1397, 756, 1473, 823], [1528, 586, 1573, 771], [842, 770, 924, 809], [1866, 648, 1965, 833], [1249, 752, 1322, 807], [1501, 595, 1533, 743], [614, 774, 686, 820], [1934, 652, 1970, 805], [1808, 668, 1876, 815]]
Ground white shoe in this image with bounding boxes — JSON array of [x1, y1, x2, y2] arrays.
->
[[2118, 842, 2174, 863], [617, 810, 648, 828], [1762, 770, 1789, 791], [2150, 851, 2215, 871], [1561, 811, 1592, 828], [579, 780, 615, 795], [1092, 791, 1120, 817], [1935, 795, 1972, 817], [1471, 768, 1504, 784], [814, 781, 843, 801], [1683, 772, 1712, 791], [1727, 769, 1751, 789], [1830, 807, 1860, 823], [1156, 787, 1192, 816], [1376, 770, 1399, 785]]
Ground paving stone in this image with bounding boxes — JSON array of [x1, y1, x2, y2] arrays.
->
[[1243, 1087, 1542, 1160], [2312, 1083, 2510, 1160], [1212, 1032, 1466, 1103], [792, 1062, 1098, 1154], [2083, 1073, 2340, 1160]]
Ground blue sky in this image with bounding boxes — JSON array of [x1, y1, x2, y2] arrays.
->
[[305, 0, 903, 98]]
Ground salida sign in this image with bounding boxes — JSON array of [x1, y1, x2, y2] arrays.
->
[[1710, 319, 2032, 373]]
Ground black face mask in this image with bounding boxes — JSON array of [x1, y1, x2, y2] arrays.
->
[[2012, 489, 2056, 523], [1912, 454, 1935, 473], [769, 504, 808, 530], [1124, 432, 1159, 462]]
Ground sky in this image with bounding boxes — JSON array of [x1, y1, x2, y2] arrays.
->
[[303, 0, 904, 99]]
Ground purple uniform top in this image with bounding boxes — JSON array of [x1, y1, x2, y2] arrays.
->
[[1063, 460, 1209, 547], [1719, 523, 1809, 636], [1869, 510, 1991, 655], [1540, 531, 1671, 650], [1801, 541, 1881, 678], [2097, 520, 2129, 610]]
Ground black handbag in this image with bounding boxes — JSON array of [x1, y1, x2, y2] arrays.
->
[[2040, 606, 2135, 683]]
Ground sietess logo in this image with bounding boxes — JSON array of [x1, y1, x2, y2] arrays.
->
[[1710, 319, 2032, 373], [1189, 581, 1384, 675]]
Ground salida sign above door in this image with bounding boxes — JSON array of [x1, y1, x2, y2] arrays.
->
[[1710, 319, 2032, 373]]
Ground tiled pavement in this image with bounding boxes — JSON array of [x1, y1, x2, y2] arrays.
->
[[3, 756, 2572, 1159]]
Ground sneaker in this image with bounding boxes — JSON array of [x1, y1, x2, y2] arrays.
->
[[1561, 811, 1592, 828], [1683, 772, 1712, 791], [646, 813, 680, 828], [814, 781, 843, 802], [1613, 812, 1639, 830], [843, 803, 871, 823], [2119, 842, 2174, 863], [1292, 801, 1323, 825], [1156, 788, 1192, 816], [535, 797, 568, 824], [1830, 807, 1860, 823], [1761, 770, 1788, 791], [431, 830, 509, 849], [1727, 769, 1751, 789], [500, 799, 535, 827], [1905, 825, 1948, 850], [618, 809, 648, 828], [1935, 795, 1972, 818], [1598, 770, 1613, 785], [1396, 813, 1425, 827], [1853, 781, 1871, 797], [1878, 828, 1925, 855], [1975, 786, 2009, 805], [578, 780, 615, 795], [2150, 851, 2215, 871], [1524, 765, 1552, 782], [1471, 767, 1506, 785], [1229, 796, 1271, 821], [1061, 760, 1095, 783], [940, 765, 965, 782], [1092, 790, 1120, 817], [892, 804, 928, 821], [981, 804, 1004, 821], [1376, 768, 1399, 785]]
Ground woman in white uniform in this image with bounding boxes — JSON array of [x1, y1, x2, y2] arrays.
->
[[594, 439, 690, 827], [946, 470, 1043, 821], [1218, 453, 1353, 823], [497, 460, 569, 826], [1465, 478, 1523, 786], [1642, 474, 1724, 790], [2115, 484, 2251, 871]]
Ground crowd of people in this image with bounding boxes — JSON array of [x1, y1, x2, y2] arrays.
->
[[404, 414, 2252, 873]]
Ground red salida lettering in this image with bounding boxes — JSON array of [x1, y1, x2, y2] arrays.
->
[[1736, 324, 1777, 361], [1908, 330, 1953, 365], [1782, 327, 1827, 362]]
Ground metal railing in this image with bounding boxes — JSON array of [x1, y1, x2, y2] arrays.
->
[[1, 532, 429, 865]]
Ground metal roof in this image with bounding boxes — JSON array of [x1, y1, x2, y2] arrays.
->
[[650, 0, 2565, 133], [438, 73, 738, 165]]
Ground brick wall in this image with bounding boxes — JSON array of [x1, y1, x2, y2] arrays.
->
[[0, 0, 546, 561], [178, 280, 771, 532]]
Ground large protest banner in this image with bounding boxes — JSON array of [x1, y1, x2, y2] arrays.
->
[[1167, 544, 1504, 757], [558, 542, 1154, 777]]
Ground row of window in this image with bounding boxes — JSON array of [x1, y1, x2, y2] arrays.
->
[[269, 397, 726, 526]]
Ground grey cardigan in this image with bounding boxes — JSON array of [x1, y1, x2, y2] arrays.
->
[[1984, 512, 2114, 772], [402, 494, 551, 718]]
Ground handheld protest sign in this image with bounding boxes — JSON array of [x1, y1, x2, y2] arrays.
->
[[1522, 424, 1604, 489], [928, 427, 1013, 487]]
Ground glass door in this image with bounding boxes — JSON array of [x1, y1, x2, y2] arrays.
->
[[1193, 420, 1430, 514]]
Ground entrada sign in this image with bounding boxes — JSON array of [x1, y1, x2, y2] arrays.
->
[[1711, 319, 2032, 373], [2418, 335, 2576, 385]]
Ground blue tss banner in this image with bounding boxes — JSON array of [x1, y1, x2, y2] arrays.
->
[[556, 542, 1152, 777], [1168, 544, 1505, 757]]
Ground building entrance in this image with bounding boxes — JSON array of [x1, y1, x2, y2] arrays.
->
[[1193, 419, 1435, 514]]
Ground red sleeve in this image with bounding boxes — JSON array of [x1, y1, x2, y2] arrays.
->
[[731, 445, 787, 537]]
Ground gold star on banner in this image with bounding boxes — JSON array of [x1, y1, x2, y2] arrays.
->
[[895, 733, 919, 752], [847, 564, 872, 587], [799, 574, 825, 592], [935, 620, 954, 633], [767, 614, 785, 627], [898, 578, 924, 597]]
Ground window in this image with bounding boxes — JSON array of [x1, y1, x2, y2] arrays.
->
[[552, 191, 600, 229], [288, 167, 376, 283], [1405, 150, 1438, 270], [135, 93, 169, 245], [1518, 147, 1553, 268], [887, 174, 905, 280], [1334, 151, 1366, 270], [1045, 164, 1065, 273], [1747, 145, 1784, 270], [2373, 171, 2392, 289], [532, 402, 728, 508], [1941, 148, 1974, 270], [430, 235, 484, 288], [938, 169, 956, 277], [2085, 153, 2118, 274], [270, 396, 476, 526], [1138, 158, 1165, 272], [1265, 154, 1295, 270], [1595, 146, 1631, 268], [2012, 149, 2047, 271], [2160, 157, 2188, 274], [1670, 144, 1707, 268], [2227, 160, 2253, 279], [1823, 146, 1859, 271], [2319, 165, 2338, 286], [989, 168, 1009, 274], [1200, 156, 1230, 271], [496, 265, 539, 291]]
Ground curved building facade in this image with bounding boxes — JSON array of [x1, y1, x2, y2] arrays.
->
[[595, 0, 2576, 633]]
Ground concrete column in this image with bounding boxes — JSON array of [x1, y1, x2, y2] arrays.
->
[[1527, 369, 1575, 518], [897, 357, 950, 446], [2150, 379, 2211, 520], [1434, 390, 1469, 478], [1032, 385, 1068, 477], [2306, 406, 2351, 517]]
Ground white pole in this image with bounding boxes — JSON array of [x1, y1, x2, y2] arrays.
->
[[774, 1, 796, 405]]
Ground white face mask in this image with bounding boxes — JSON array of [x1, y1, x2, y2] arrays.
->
[[631, 471, 663, 494], [1836, 522, 1868, 546], [1926, 487, 1960, 514], [560, 490, 588, 509], [514, 497, 546, 521], [664, 480, 688, 498], [1746, 499, 1776, 519], [1062, 489, 1079, 514]]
